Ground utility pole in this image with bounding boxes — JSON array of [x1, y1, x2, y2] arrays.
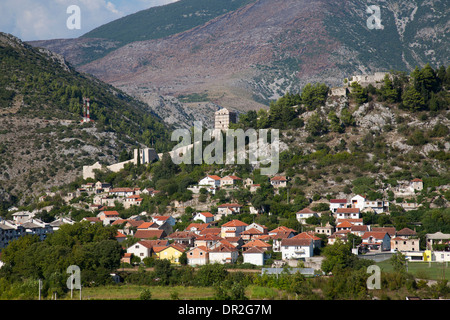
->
[[38, 279, 42, 300]]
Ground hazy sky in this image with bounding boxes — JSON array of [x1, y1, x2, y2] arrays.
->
[[0, 0, 180, 41]]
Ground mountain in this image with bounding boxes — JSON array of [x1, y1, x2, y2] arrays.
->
[[0, 33, 171, 206], [28, 0, 449, 126]]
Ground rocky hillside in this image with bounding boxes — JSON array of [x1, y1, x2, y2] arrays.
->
[[0, 33, 171, 206], [29, 0, 449, 128]]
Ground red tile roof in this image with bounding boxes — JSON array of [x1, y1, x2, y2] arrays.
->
[[336, 208, 360, 213], [222, 219, 248, 227]]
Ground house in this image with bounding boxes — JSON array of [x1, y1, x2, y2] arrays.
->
[[315, 223, 335, 236], [361, 232, 391, 251], [0, 220, 25, 249], [220, 175, 242, 187], [194, 234, 222, 248], [241, 239, 272, 252], [141, 188, 161, 197], [270, 176, 287, 188], [243, 178, 254, 186], [49, 217, 75, 231], [243, 247, 268, 266], [280, 238, 314, 260], [209, 244, 239, 264], [328, 230, 351, 245], [123, 195, 143, 209], [95, 181, 111, 192], [185, 223, 211, 235], [221, 220, 248, 238], [350, 225, 369, 237], [21, 219, 53, 241], [363, 199, 389, 214], [167, 231, 197, 247], [350, 195, 366, 210], [391, 237, 420, 252], [265, 226, 297, 252], [336, 221, 353, 232], [97, 211, 120, 225], [193, 212, 214, 224], [335, 208, 360, 221], [296, 208, 318, 224], [217, 203, 242, 216], [329, 199, 348, 213], [425, 231, 450, 250], [411, 178, 424, 191], [198, 175, 221, 188], [292, 232, 322, 250], [115, 231, 127, 243], [127, 240, 161, 260], [155, 243, 186, 264], [240, 223, 268, 241], [371, 227, 396, 238], [109, 188, 136, 197], [187, 246, 209, 266]]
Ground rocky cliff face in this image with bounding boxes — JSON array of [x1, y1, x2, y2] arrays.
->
[[29, 0, 449, 128]]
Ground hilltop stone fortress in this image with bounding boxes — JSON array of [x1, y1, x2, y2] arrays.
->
[[83, 108, 237, 180]]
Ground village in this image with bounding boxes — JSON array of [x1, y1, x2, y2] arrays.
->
[[2, 171, 450, 273]]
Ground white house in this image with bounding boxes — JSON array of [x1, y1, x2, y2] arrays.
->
[[270, 176, 287, 188], [329, 199, 348, 213], [296, 208, 318, 224], [199, 175, 221, 187], [280, 238, 314, 260], [217, 203, 242, 216], [243, 247, 267, 266], [193, 212, 214, 224], [336, 208, 360, 220], [127, 241, 154, 260], [208, 244, 239, 264], [350, 195, 366, 210], [361, 232, 391, 251]]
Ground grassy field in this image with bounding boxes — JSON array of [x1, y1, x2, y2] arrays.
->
[[82, 285, 216, 300], [80, 284, 290, 300], [377, 260, 450, 281]]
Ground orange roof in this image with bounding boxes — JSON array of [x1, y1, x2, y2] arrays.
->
[[297, 208, 316, 214], [137, 222, 159, 229], [293, 232, 321, 241], [102, 211, 120, 216], [362, 232, 389, 240], [269, 226, 296, 234], [134, 229, 165, 239], [207, 175, 222, 180], [198, 212, 214, 217], [336, 221, 353, 228], [222, 219, 248, 227], [271, 176, 287, 181], [336, 208, 360, 213], [411, 178, 423, 182], [242, 239, 271, 248], [116, 231, 126, 238]]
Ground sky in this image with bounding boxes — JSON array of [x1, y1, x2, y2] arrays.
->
[[0, 0, 180, 41]]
